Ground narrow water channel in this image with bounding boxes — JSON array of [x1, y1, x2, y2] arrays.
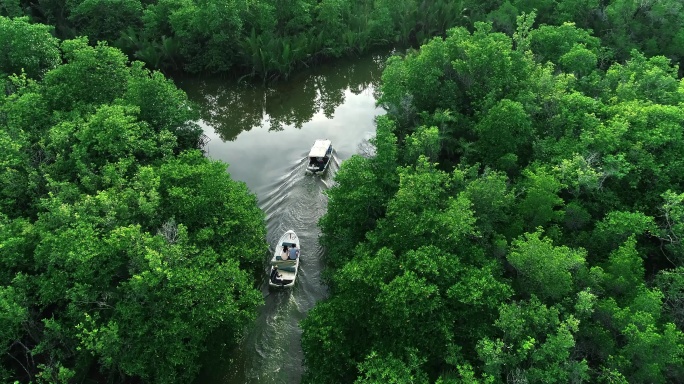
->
[[176, 52, 388, 384]]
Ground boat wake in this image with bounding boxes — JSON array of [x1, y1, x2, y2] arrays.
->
[[226, 152, 335, 383]]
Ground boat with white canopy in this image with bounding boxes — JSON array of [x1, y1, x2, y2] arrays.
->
[[305, 139, 333, 174]]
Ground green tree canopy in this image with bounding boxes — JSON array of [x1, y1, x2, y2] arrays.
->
[[305, 19, 684, 383], [0, 27, 266, 383], [0, 17, 60, 79]]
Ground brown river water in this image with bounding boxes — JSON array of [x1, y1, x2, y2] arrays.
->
[[175, 52, 388, 384]]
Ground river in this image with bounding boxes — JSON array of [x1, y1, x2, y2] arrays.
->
[[176, 52, 388, 384]]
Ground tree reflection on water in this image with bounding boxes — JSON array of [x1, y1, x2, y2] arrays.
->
[[177, 53, 389, 142]]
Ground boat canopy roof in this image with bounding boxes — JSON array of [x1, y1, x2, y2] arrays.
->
[[308, 139, 332, 158]]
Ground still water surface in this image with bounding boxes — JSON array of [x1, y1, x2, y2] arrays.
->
[[177, 52, 388, 384]]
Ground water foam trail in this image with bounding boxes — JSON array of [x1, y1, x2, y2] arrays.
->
[[185, 52, 385, 384], [259, 159, 308, 220], [235, 153, 333, 384]]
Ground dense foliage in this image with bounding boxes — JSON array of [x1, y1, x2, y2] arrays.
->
[[4, 0, 684, 381], [303, 15, 684, 383], [4, 0, 684, 80], [0, 17, 267, 383]]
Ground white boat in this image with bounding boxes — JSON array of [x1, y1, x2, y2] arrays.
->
[[268, 230, 300, 288], [306, 139, 333, 174]]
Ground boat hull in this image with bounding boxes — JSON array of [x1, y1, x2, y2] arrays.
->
[[268, 230, 300, 288]]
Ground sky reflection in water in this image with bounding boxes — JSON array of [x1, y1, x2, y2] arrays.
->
[[177, 53, 388, 191]]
